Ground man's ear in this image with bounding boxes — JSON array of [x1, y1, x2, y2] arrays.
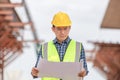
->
[[69, 26, 71, 29], [51, 27, 55, 32]]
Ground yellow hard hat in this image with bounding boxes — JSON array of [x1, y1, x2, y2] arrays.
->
[[51, 12, 72, 27]]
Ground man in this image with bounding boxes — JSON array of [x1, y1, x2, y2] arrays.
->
[[31, 11, 88, 80]]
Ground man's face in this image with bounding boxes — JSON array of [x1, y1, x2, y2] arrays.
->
[[52, 26, 71, 42]]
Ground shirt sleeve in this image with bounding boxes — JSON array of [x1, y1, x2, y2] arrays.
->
[[35, 45, 42, 67], [80, 43, 89, 75]]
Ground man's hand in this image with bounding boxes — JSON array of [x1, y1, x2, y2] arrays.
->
[[31, 67, 39, 78], [78, 68, 86, 77]]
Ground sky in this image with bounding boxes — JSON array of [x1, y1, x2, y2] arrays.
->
[[4, 0, 120, 80], [25, 0, 120, 49]]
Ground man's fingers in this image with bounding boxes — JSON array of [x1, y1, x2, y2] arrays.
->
[[31, 67, 39, 77], [78, 68, 86, 77]]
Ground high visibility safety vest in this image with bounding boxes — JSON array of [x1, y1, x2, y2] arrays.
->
[[41, 40, 81, 80]]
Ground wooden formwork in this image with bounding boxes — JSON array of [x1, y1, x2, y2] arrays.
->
[[101, 0, 120, 29]]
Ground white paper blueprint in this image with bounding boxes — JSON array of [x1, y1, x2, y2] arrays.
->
[[37, 59, 83, 80]]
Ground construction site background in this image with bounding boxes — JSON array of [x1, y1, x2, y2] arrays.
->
[[0, 0, 120, 80]]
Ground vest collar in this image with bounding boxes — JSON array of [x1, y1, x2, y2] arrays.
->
[[53, 36, 71, 44]]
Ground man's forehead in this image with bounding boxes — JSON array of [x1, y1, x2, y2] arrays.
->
[[55, 26, 70, 28]]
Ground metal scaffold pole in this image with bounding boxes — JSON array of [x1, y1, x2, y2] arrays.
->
[[23, 0, 41, 56]]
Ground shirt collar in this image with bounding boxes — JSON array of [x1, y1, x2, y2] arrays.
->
[[53, 36, 71, 44]]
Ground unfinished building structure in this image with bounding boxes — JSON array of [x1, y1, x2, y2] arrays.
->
[[89, 42, 120, 80], [90, 0, 120, 80], [0, 0, 40, 80]]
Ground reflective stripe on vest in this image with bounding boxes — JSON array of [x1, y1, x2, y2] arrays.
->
[[41, 40, 81, 80]]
